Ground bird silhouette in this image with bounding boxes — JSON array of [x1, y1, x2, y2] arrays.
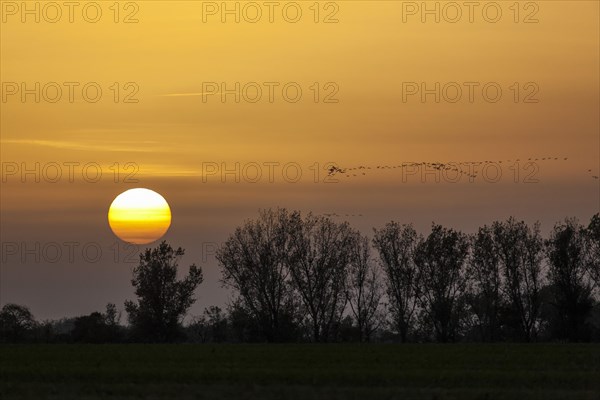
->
[[328, 166, 346, 176]]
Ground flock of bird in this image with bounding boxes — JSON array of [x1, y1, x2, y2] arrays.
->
[[321, 156, 598, 218], [327, 157, 599, 181], [322, 213, 363, 218]]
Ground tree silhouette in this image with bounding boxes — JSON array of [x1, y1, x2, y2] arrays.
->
[[217, 208, 300, 342], [105, 303, 120, 327], [584, 213, 600, 288], [187, 306, 229, 343], [545, 218, 593, 341], [346, 232, 384, 342], [125, 241, 203, 342], [467, 225, 504, 341], [494, 218, 544, 341], [415, 224, 470, 342], [289, 215, 354, 342], [372, 222, 421, 342], [70, 303, 122, 343], [0, 303, 37, 343]]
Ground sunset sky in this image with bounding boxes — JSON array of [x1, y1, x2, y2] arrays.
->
[[1, 1, 598, 320]]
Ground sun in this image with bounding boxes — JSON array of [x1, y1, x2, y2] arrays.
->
[[108, 188, 172, 245]]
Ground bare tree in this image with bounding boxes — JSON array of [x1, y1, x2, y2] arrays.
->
[[289, 215, 354, 342], [546, 218, 593, 341], [346, 232, 384, 342], [493, 218, 544, 341], [372, 222, 420, 342], [217, 208, 299, 342], [584, 213, 600, 289], [414, 224, 470, 342], [467, 225, 503, 341]]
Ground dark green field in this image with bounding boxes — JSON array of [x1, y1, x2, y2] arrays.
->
[[1, 344, 599, 400]]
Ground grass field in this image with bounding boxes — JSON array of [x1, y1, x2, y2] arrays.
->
[[1, 344, 599, 399]]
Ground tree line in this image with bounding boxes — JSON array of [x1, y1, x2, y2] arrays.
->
[[1, 209, 599, 343]]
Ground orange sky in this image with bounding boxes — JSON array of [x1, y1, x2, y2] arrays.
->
[[1, 1, 598, 319]]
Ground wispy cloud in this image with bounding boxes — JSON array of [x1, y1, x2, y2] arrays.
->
[[2, 139, 162, 153], [138, 164, 201, 177]]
